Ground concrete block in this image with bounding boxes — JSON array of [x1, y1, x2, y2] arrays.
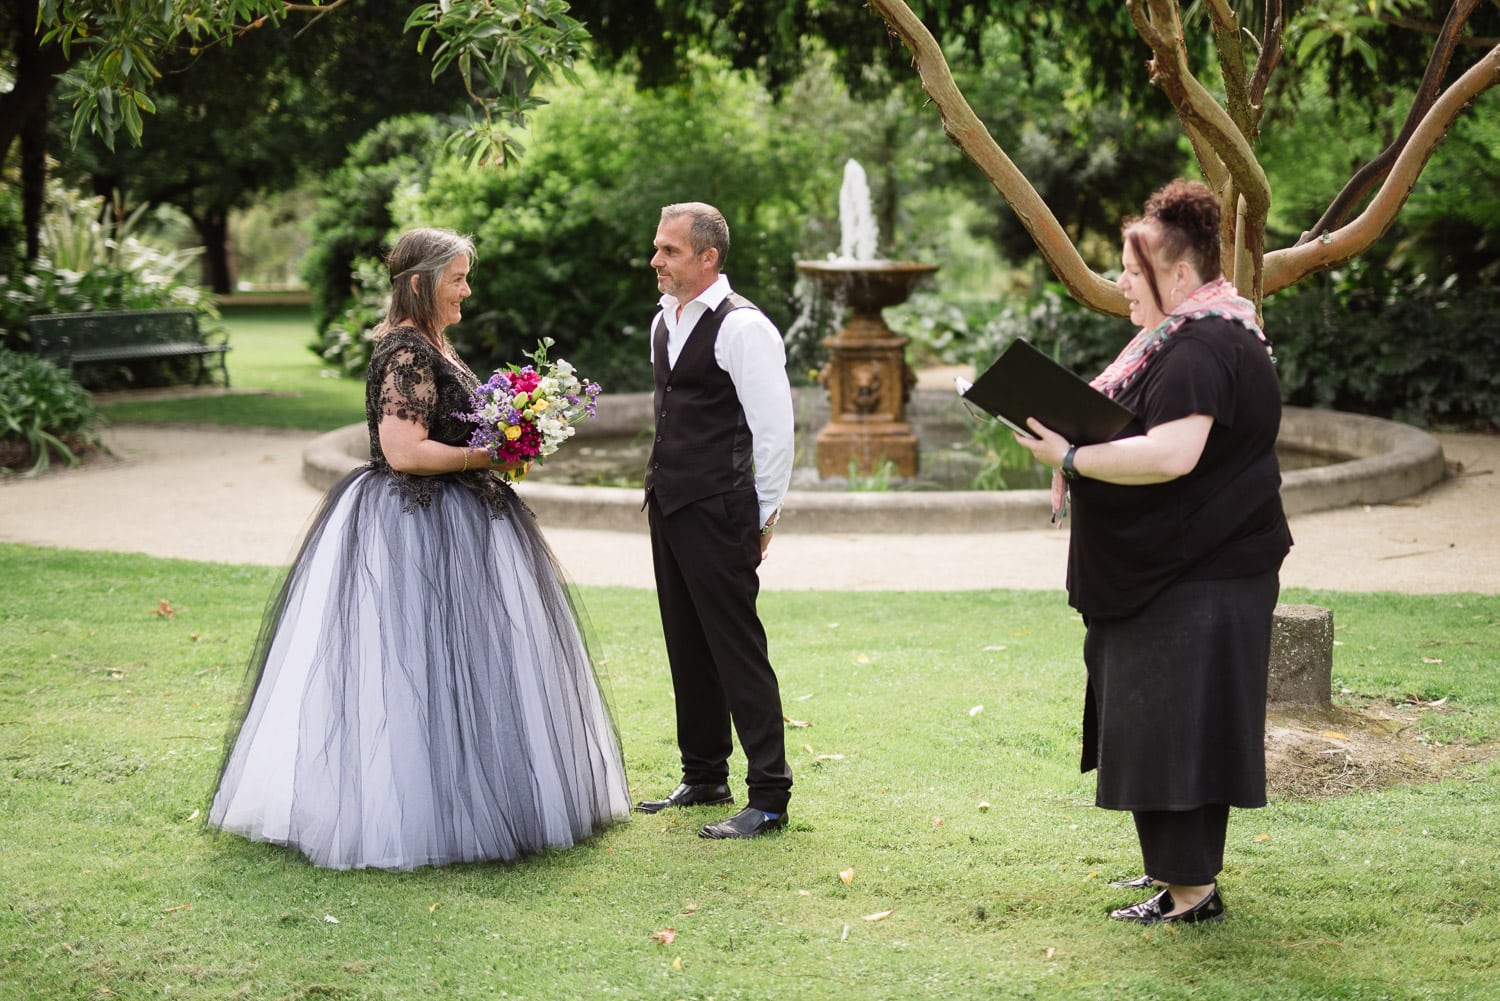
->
[[1268, 603, 1333, 707]]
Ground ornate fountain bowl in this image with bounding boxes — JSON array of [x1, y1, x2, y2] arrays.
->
[[796, 260, 939, 317]]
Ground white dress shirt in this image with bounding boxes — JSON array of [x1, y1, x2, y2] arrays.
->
[[651, 274, 795, 526]]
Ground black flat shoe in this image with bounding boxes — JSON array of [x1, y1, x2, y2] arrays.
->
[[697, 806, 787, 840], [1108, 874, 1164, 890], [634, 783, 734, 814], [1110, 887, 1225, 925]]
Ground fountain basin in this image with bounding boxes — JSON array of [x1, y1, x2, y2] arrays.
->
[[303, 394, 1446, 534], [796, 260, 939, 315]]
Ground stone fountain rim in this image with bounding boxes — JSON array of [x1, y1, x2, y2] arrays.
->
[[302, 394, 1446, 535], [795, 259, 941, 272]]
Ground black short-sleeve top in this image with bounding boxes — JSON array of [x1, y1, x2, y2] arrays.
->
[[1066, 315, 1293, 619]]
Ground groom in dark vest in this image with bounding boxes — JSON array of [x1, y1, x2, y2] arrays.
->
[[637, 202, 796, 839]]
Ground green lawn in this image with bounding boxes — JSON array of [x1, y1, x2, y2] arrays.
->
[[2, 543, 1496, 1000], [96, 303, 365, 431]]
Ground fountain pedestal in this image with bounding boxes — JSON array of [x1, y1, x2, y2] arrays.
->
[[797, 260, 937, 479]]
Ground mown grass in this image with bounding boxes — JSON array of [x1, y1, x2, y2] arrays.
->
[[96, 304, 364, 431], [2, 543, 1497, 1000]]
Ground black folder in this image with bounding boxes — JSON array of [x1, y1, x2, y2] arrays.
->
[[957, 338, 1134, 444]]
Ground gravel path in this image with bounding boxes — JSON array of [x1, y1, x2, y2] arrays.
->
[[3, 424, 1496, 594]]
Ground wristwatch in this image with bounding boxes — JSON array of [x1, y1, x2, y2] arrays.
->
[[760, 511, 780, 536], [1061, 444, 1079, 481]]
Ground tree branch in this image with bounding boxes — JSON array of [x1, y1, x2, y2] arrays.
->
[[1204, 0, 1254, 136], [1299, 0, 1484, 244], [1248, 0, 1285, 111], [865, 0, 1128, 317], [1266, 42, 1500, 293], [1127, 0, 1271, 300]]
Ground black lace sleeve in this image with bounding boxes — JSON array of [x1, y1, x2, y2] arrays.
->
[[363, 328, 517, 519], [378, 345, 438, 430]]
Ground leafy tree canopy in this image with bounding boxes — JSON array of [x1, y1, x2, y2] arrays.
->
[[27, 0, 588, 167]]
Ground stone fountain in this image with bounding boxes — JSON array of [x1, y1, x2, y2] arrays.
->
[[797, 160, 937, 479]]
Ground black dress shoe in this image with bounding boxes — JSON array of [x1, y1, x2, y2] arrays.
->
[[1109, 886, 1225, 925], [697, 806, 788, 840], [634, 783, 734, 814], [1108, 874, 1164, 890]]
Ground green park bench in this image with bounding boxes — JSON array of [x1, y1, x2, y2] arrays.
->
[[28, 308, 231, 387]]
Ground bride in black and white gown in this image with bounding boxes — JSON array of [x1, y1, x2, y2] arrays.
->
[[209, 227, 630, 870]]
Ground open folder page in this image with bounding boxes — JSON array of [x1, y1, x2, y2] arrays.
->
[[956, 338, 1133, 443]]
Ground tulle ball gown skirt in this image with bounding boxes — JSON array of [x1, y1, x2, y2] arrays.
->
[[209, 468, 632, 870]]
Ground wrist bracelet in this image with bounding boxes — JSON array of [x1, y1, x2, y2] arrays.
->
[[461, 449, 470, 473], [1061, 444, 1079, 481]]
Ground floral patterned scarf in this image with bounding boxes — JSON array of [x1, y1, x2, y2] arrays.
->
[[1051, 277, 1269, 522]]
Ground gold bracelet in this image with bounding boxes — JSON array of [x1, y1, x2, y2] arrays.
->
[[461, 449, 470, 473]]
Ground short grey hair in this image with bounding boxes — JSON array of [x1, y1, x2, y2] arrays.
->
[[660, 202, 730, 269]]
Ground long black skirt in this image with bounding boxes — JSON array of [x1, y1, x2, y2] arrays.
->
[[208, 467, 631, 870], [1081, 571, 1279, 812]]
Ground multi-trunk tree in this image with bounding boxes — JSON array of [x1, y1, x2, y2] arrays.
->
[[866, 0, 1500, 317]]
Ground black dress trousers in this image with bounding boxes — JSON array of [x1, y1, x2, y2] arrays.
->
[[648, 487, 792, 814]]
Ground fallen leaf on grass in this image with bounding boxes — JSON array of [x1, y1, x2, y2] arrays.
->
[[816, 753, 845, 761], [649, 928, 676, 946], [783, 716, 812, 728], [152, 600, 175, 619], [428, 903, 441, 914], [855, 654, 870, 664], [678, 903, 698, 917], [838, 868, 855, 885], [1319, 731, 1349, 741], [862, 910, 894, 922], [931, 816, 943, 828], [1045, 946, 1056, 960], [969, 705, 984, 717], [982, 644, 1007, 652], [162, 904, 192, 914], [671, 956, 683, 970], [977, 801, 991, 812], [1422, 657, 1444, 664], [1254, 833, 1271, 842], [323, 915, 339, 924]]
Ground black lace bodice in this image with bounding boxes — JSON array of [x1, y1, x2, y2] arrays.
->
[[365, 327, 514, 517]]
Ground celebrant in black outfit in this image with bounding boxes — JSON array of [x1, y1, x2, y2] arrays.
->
[[636, 202, 796, 839], [209, 227, 630, 870], [1015, 180, 1292, 924]]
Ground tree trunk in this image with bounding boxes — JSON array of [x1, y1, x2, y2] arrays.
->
[[20, 95, 47, 262], [5, 0, 72, 261], [194, 210, 236, 294]]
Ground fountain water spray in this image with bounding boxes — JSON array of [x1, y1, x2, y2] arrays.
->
[[837, 159, 880, 262]]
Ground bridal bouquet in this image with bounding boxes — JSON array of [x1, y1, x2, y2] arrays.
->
[[457, 338, 601, 481]]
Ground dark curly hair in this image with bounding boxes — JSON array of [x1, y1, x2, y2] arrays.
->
[[1123, 179, 1222, 313]]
